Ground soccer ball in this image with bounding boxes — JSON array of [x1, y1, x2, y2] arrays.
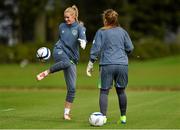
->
[[89, 112, 105, 126], [36, 47, 51, 61]]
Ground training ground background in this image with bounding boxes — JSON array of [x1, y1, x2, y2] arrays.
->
[[0, 55, 180, 129]]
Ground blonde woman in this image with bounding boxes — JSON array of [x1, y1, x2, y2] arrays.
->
[[36, 5, 87, 120], [87, 9, 134, 124]]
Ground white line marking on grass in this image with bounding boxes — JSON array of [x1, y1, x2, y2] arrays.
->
[[0, 108, 15, 112]]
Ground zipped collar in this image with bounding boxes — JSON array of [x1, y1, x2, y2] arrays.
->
[[66, 21, 78, 27]]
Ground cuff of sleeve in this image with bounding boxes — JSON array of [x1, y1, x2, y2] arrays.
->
[[90, 59, 96, 63]]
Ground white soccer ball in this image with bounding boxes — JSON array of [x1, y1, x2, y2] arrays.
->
[[89, 112, 105, 126], [36, 47, 51, 61]]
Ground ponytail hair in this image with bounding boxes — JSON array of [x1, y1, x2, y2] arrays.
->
[[72, 5, 79, 22], [64, 5, 79, 22], [102, 9, 119, 27]]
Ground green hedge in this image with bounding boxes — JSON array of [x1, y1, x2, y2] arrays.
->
[[0, 38, 180, 63], [131, 38, 180, 60]]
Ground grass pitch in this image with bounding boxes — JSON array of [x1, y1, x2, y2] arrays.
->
[[1, 89, 180, 129], [0, 55, 180, 89], [0, 56, 180, 129]]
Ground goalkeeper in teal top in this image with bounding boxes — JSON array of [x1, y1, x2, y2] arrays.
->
[[36, 5, 87, 121], [86, 9, 134, 124]]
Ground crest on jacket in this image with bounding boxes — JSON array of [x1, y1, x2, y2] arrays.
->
[[72, 29, 78, 36]]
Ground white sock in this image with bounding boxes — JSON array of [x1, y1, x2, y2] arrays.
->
[[64, 108, 70, 115], [44, 70, 49, 76]]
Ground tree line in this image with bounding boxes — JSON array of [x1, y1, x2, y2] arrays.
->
[[0, 0, 179, 44]]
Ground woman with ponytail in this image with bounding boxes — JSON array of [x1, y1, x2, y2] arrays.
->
[[86, 9, 134, 124], [36, 5, 87, 120]]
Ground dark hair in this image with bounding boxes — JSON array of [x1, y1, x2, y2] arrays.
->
[[102, 9, 119, 27]]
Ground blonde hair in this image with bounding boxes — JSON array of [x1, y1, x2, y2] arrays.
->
[[64, 5, 79, 22], [102, 9, 119, 27]]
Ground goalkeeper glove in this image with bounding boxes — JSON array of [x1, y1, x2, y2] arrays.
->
[[78, 38, 86, 50], [86, 61, 94, 77]]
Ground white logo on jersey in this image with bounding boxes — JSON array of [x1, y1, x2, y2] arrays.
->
[[72, 29, 78, 36], [62, 30, 64, 33], [58, 50, 63, 55]]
